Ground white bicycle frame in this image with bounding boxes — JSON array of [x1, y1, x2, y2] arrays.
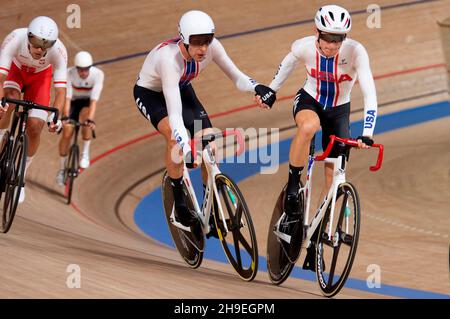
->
[[274, 134, 383, 250], [168, 143, 231, 237], [302, 155, 347, 248], [274, 154, 347, 250]]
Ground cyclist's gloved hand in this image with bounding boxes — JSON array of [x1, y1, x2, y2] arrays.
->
[[356, 136, 374, 146], [84, 119, 96, 130], [46, 113, 63, 133], [254, 84, 276, 109], [184, 151, 196, 169]]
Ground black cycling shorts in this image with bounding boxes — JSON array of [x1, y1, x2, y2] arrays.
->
[[133, 84, 212, 138], [293, 88, 350, 158], [69, 97, 91, 122]]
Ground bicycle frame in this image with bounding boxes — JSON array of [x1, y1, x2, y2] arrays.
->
[[65, 121, 81, 183], [168, 129, 244, 236], [302, 155, 346, 249], [275, 135, 383, 248], [71, 122, 81, 149], [10, 105, 29, 139]]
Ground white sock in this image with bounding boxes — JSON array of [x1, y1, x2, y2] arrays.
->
[[60, 155, 68, 170], [82, 140, 91, 156]]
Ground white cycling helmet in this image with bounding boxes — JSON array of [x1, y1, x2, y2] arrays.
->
[[74, 51, 93, 68], [315, 5, 351, 34], [178, 10, 215, 45], [27, 16, 58, 49]]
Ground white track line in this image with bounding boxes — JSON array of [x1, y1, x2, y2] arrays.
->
[[366, 213, 449, 239]]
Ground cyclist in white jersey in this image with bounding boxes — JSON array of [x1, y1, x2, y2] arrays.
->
[[260, 5, 378, 269], [56, 51, 104, 186], [0, 16, 67, 203], [134, 10, 276, 227]]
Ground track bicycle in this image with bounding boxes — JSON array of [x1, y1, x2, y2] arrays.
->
[[62, 119, 96, 205], [0, 97, 59, 233], [161, 129, 259, 281], [267, 135, 383, 297]]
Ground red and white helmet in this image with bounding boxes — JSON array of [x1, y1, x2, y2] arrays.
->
[[315, 5, 351, 34]]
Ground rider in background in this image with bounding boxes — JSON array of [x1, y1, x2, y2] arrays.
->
[[56, 51, 104, 186], [260, 5, 378, 268], [0, 16, 66, 203], [134, 10, 276, 227]]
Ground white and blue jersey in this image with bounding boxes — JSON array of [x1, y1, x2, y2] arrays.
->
[[316, 54, 339, 108], [179, 59, 199, 89], [270, 36, 377, 137], [136, 37, 258, 156]]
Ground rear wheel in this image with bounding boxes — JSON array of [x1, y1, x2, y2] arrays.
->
[[213, 173, 258, 281], [267, 182, 304, 285], [1, 134, 27, 233], [315, 182, 360, 297], [162, 171, 204, 269]]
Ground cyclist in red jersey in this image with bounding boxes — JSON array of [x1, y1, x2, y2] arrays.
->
[[0, 16, 67, 203]]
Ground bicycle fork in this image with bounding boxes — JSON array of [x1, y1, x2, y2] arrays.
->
[[203, 146, 230, 236], [323, 156, 347, 246]]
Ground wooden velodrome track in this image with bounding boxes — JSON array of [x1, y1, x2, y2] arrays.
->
[[0, 0, 449, 298]]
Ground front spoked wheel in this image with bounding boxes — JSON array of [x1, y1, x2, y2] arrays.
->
[[316, 182, 360, 297], [1, 134, 27, 233], [65, 145, 79, 205], [266, 183, 304, 285], [162, 171, 204, 269], [213, 173, 258, 281], [0, 131, 11, 201]]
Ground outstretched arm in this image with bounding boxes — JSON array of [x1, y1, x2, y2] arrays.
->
[[212, 39, 276, 108], [211, 39, 258, 92]]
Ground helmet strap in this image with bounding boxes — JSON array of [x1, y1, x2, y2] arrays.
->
[[316, 37, 323, 53], [183, 43, 194, 60]]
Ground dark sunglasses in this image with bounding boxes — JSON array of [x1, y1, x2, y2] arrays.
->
[[189, 34, 214, 46], [318, 31, 346, 43], [76, 66, 91, 71], [28, 33, 56, 50]]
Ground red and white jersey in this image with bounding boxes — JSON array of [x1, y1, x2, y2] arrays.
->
[[136, 37, 258, 156], [270, 36, 377, 137], [67, 66, 104, 101], [0, 28, 68, 88]]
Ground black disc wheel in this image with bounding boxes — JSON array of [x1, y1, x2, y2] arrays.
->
[[162, 171, 204, 269], [267, 182, 304, 285]]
